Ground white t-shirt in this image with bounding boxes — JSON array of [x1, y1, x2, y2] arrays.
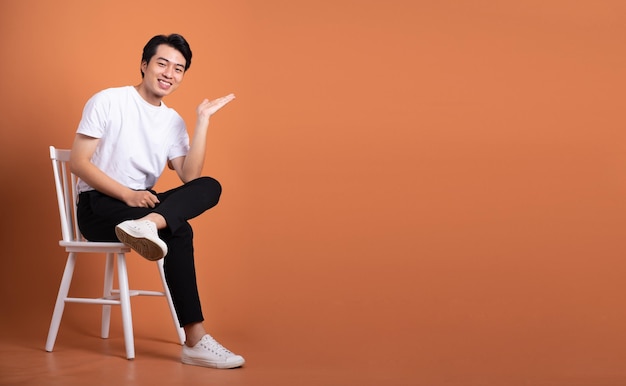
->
[[76, 86, 189, 193]]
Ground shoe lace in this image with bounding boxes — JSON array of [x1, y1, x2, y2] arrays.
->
[[141, 220, 158, 236], [201, 335, 234, 357]]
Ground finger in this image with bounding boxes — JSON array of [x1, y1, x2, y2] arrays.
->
[[213, 94, 235, 105], [210, 98, 234, 111], [221, 94, 235, 103], [210, 98, 228, 107]]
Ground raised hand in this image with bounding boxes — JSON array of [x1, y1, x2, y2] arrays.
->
[[196, 94, 235, 122]]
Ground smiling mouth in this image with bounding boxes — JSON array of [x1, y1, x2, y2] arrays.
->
[[158, 79, 172, 86]]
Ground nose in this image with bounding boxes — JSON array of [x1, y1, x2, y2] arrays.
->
[[163, 64, 174, 78]]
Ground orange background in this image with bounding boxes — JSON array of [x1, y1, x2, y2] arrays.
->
[[1, 0, 625, 384]]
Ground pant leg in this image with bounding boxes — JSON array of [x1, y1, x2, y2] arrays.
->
[[77, 190, 150, 241], [160, 221, 204, 325], [152, 177, 222, 235], [76, 176, 222, 327], [155, 177, 222, 326]]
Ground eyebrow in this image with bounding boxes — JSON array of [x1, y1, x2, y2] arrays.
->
[[156, 57, 185, 69]]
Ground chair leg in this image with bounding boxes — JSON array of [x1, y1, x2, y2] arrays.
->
[[101, 253, 115, 339], [116, 253, 135, 360], [157, 259, 186, 345], [45, 253, 77, 352]]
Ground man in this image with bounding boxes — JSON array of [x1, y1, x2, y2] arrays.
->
[[70, 33, 244, 369]]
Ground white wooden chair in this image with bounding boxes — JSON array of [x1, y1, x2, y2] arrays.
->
[[45, 146, 185, 359]]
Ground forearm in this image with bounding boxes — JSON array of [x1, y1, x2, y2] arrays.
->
[[177, 94, 235, 182], [71, 158, 132, 201], [70, 134, 134, 201], [180, 119, 209, 182]]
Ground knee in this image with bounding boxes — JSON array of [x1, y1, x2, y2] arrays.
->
[[196, 176, 222, 206], [198, 176, 221, 195]]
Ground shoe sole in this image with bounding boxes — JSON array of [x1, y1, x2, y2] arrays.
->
[[115, 223, 167, 261], [181, 353, 245, 369]]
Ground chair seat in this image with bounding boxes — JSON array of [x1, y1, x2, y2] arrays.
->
[[59, 240, 131, 253]]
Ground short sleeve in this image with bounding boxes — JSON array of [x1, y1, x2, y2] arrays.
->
[[76, 90, 110, 138]]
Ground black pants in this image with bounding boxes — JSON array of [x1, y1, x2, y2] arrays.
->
[[77, 177, 222, 327]]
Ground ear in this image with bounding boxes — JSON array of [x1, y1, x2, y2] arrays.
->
[[140, 60, 148, 74]]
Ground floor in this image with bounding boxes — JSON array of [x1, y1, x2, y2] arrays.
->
[[3, 299, 626, 386], [0, 325, 420, 386], [0, 306, 422, 386], [5, 316, 626, 386]]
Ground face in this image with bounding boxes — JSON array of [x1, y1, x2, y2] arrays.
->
[[137, 44, 187, 105]]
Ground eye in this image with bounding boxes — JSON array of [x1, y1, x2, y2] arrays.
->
[[176, 68, 183, 73], [157, 62, 166, 67]]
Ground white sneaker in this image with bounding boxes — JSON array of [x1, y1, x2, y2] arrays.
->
[[181, 334, 245, 369], [115, 220, 168, 261]]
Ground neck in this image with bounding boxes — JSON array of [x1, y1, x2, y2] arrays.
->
[[134, 84, 162, 106]]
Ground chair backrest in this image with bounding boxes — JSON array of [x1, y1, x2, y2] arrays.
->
[[50, 146, 82, 243]]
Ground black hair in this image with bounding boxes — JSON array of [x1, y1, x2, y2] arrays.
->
[[140, 34, 192, 78]]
